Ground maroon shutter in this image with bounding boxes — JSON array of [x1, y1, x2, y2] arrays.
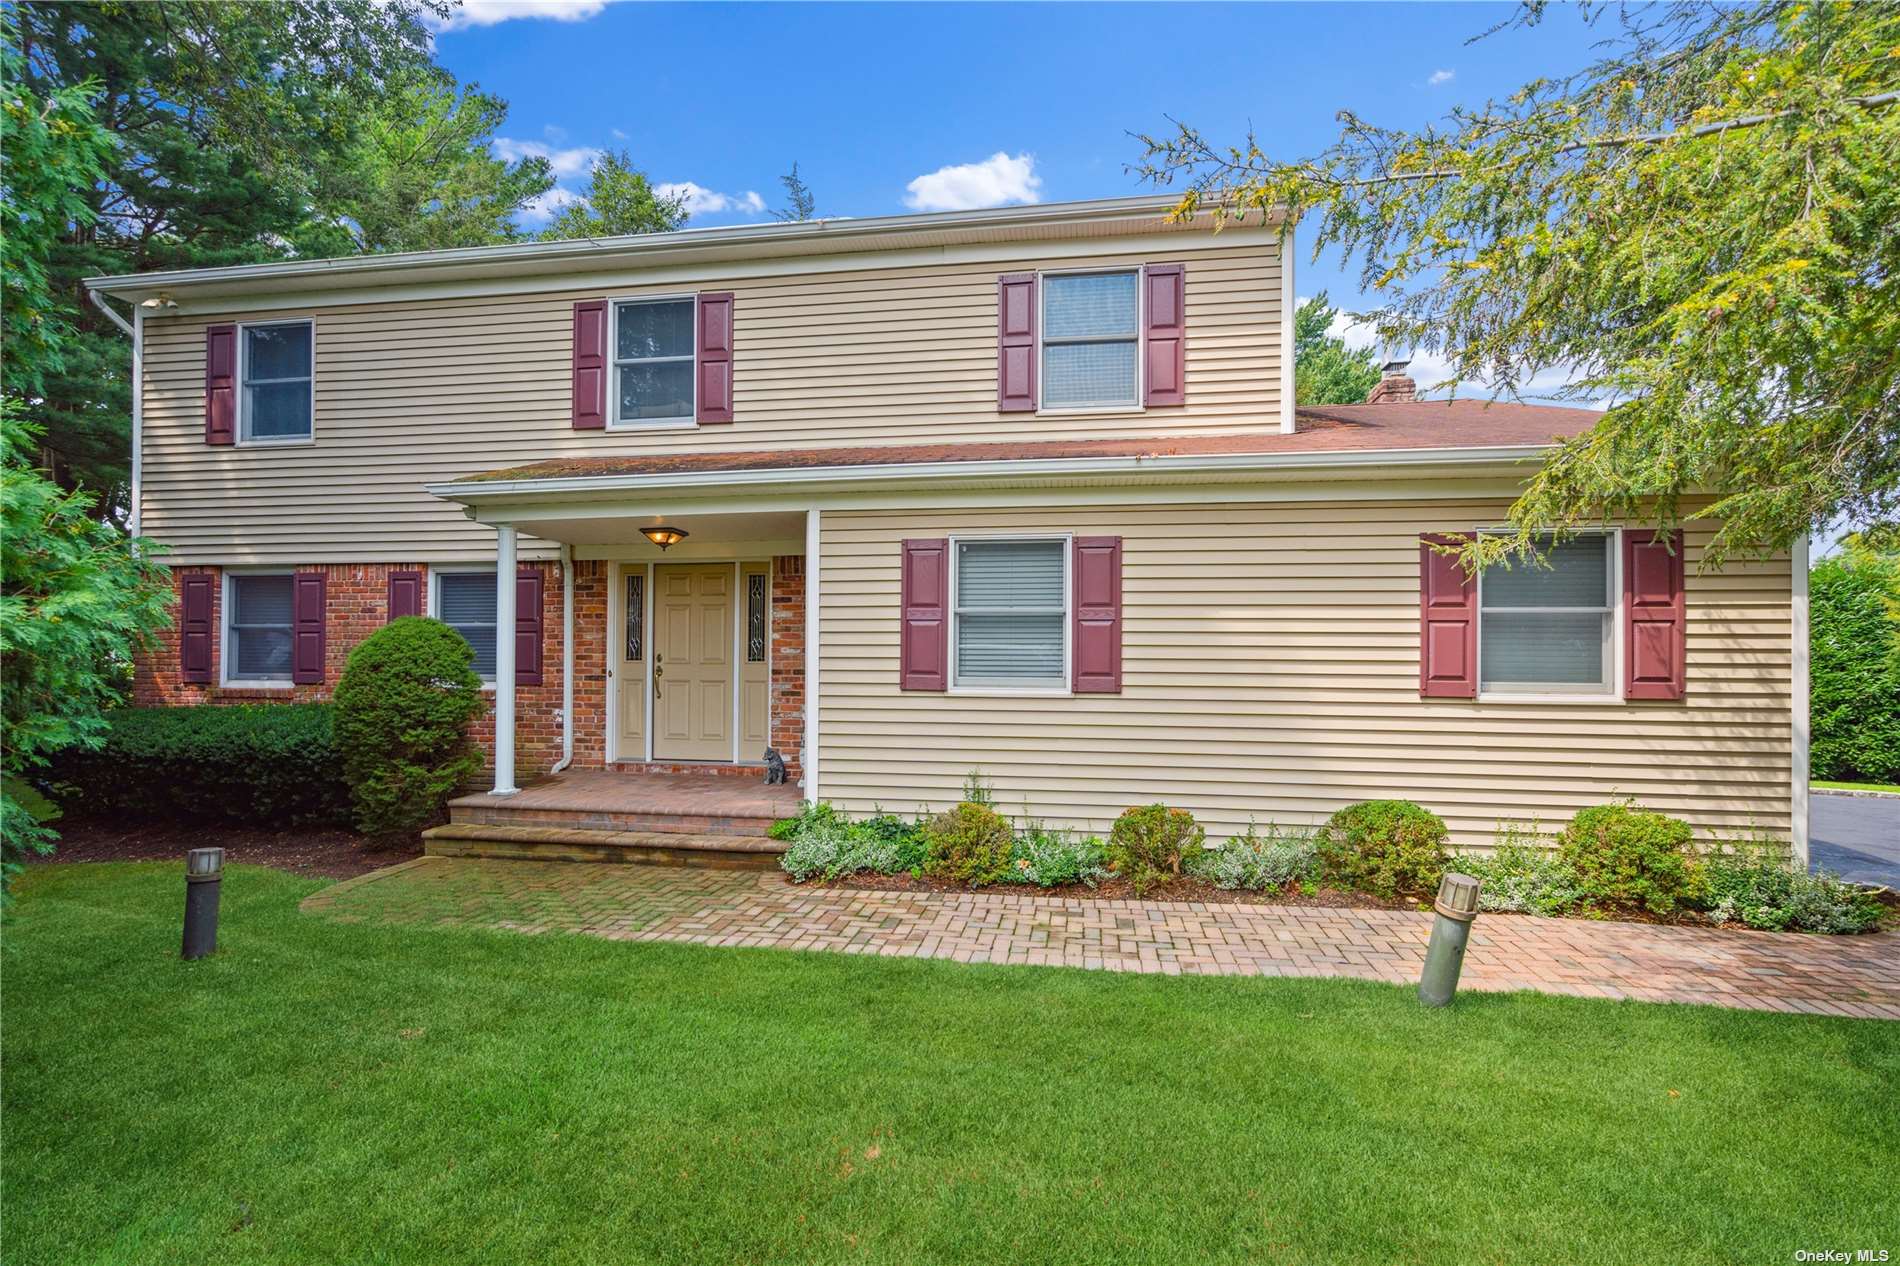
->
[[387, 569, 423, 621], [1624, 529, 1686, 700], [1419, 534, 1477, 698], [899, 539, 949, 690], [180, 573, 215, 683], [291, 571, 327, 685], [1072, 536, 1123, 693], [205, 324, 237, 445], [515, 567, 544, 687], [697, 292, 734, 424], [1142, 264, 1186, 407], [572, 300, 607, 429], [997, 273, 1037, 412]]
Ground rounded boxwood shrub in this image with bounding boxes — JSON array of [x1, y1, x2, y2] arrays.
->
[[1106, 803, 1206, 896], [333, 616, 484, 841], [1316, 800, 1449, 899], [1558, 802, 1700, 915], [923, 801, 1015, 886]]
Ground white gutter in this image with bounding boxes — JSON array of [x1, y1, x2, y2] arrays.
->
[[550, 544, 576, 775], [425, 442, 1554, 505], [82, 195, 1204, 298]]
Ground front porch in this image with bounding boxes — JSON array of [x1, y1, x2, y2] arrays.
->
[[425, 769, 801, 868]]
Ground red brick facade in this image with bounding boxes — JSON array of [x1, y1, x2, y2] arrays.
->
[[132, 557, 803, 781]]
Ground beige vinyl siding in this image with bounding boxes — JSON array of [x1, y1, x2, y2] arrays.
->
[[817, 501, 1793, 848], [140, 240, 1282, 564]]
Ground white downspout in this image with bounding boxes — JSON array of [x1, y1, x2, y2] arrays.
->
[[1279, 218, 1297, 435], [803, 508, 820, 802], [551, 544, 575, 774], [88, 291, 142, 537], [491, 524, 520, 796], [1790, 533, 1810, 868]]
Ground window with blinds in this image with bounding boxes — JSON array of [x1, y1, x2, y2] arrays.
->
[[953, 538, 1067, 688], [437, 571, 499, 681], [1479, 534, 1614, 694], [614, 298, 694, 423], [227, 574, 294, 681], [1042, 271, 1138, 408]]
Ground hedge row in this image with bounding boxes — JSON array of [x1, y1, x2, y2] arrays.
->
[[48, 705, 351, 827]]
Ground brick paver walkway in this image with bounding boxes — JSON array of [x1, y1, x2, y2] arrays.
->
[[302, 858, 1900, 1019]]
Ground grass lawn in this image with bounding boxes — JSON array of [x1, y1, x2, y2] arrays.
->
[[1814, 779, 1900, 795], [5, 864, 1896, 1265]]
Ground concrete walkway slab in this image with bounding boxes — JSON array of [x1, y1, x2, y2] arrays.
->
[[303, 857, 1900, 1019]]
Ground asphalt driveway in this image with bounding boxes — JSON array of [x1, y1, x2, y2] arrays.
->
[[1811, 792, 1900, 886]]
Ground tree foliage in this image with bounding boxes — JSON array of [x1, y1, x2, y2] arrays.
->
[[1293, 291, 1381, 405], [772, 161, 818, 222], [1809, 536, 1900, 784], [540, 150, 688, 241], [5, 1, 539, 517], [1139, 2, 1900, 567]]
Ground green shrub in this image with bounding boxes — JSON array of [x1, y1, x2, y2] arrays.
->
[[1459, 826, 1585, 916], [1315, 800, 1449, 899], [1701, 842, 1883, 934], [859, 812, 929, 873], [332, 617, 483, 841], [1809, 542, 1900, 784], [1106, 804, 1206, 896], [47, 705, 350, 826], [1193, 821, 1319, 891], [924, 801, 1015, 886], [1011, 827, 1109, 888], [775, 804, 928, 882], [769, 801, 847, 842], [1557, 802, 1701, 915]]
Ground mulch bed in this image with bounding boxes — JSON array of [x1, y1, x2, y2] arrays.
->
[[31, 817, 421, 879], [825, 871, 1422, 910]]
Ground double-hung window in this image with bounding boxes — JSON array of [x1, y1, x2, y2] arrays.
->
[[240, 321, 313, 442], [225, 573, 294, 683], [613, 298, 695, 424], [1041, 271, 1139, 409], [437, 571, 499, 681], [952, 538, 1069, 689], [1479, 533, 1615, 696]]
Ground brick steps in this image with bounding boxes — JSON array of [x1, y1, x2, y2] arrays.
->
[[447, 801, 782, 838], [422, 823, 785, 869]]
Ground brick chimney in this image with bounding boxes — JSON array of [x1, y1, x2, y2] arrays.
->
[[1365, 357, 1418, 405]]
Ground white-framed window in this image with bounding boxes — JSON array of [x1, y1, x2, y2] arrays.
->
[[1041, 270, 1140, 410], [434, 569, 498, 681], [951, 536, 1070, 691], [223, 571, 295, 684], [1478, 531, 1618, 697], [612, 297, 695, 424], [239, 320, 314, 443]]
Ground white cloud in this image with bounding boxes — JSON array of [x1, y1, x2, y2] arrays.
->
[[903, 151, 1041, 212], [656, 181, 767, 217], [432, 0, 611, 32], [492, 138, 602, 180], [519, 186, 584, 226], [1302, 296, 1596, 403], [1428, 68, 1455, 86], [610, 127, 629, 140]]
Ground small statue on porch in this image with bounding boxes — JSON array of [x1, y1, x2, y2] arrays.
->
[[763, 748, 787, 785]]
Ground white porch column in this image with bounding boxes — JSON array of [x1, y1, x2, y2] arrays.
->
[[804, 508, 820, 803], [491, 523, 519, 796]]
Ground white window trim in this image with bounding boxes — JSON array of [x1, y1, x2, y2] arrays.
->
[[220, 568, 296, 688], [947, 532, 1074, 697], [1035, 266, 1144, 416], [432, 566, 500, 690], [236, 318, 316, 447], [608, 293, 698, 430], [1474, 528, 1626, 704]]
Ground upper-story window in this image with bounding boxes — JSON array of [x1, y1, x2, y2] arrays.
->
[[1042, 271, 1139, 409], [1479, 533, 1615, 696], [614, 298, 695, 424], [241, 321, 313, 443]]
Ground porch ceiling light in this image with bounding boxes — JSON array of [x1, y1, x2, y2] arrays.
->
[[641, 525, 688, 551]]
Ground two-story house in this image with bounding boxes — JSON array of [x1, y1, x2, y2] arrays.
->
[[86, 195, 1808, 863]]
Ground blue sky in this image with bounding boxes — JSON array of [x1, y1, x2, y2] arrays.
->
[[436, 0, 1606, 321]]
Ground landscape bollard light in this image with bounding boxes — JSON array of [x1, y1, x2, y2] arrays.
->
[[182, 847, 224, 960], [1418, 872, 1481, 1007]]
